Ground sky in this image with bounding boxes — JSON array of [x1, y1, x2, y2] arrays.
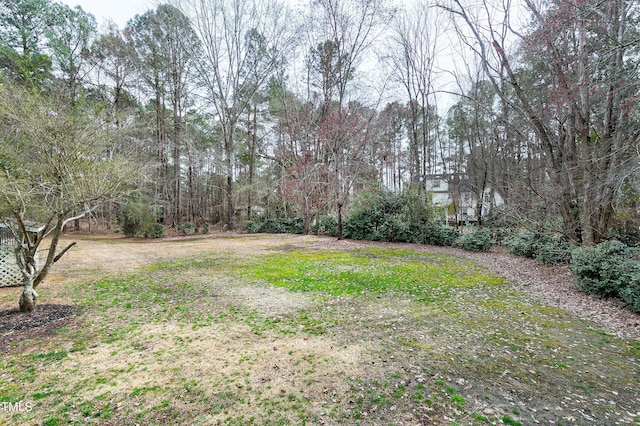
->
[[59, 0, 154, 29]]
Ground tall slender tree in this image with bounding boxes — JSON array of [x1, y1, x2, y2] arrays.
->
[[0, 0, 54, 87], [125, 5, 200, 225], [387, 0, 445, 182], [177, 0, 292, 229], [46, 3, 97, 106]]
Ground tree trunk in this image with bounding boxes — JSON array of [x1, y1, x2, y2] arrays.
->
[[337, 201, 343, 241], [247, 104, 257, 221], [19, 278, 37, 313], [224, 123, 235, 230], [303, 195, 311, 235]]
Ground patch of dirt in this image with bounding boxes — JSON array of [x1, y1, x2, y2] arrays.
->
[[0, 303, 77, 352]]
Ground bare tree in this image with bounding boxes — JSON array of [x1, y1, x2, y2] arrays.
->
[[176, 0, 292, 229], [442, 0, 640, 243], [0, 82, 138, 312], [300, 0, 394, 238], [386, 0, 446, 182]]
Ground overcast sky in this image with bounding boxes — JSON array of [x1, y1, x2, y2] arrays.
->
[[59, 0, 155, 29]]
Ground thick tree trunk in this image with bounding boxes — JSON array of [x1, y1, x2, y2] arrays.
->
[[19, 278, 37, 313]]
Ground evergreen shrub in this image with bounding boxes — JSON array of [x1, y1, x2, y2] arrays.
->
[[535, 236, 572, 265], [243, 220, 260, 233], [178, 221, 194, 236], [571, 240, 635, 299], [311, 216, 338, 237], [505, 232, 572, 265], [422, 221, 459, 246], [122, 198, 160, 238], [145, 223, 164, 239], [505, 232, 538, 258], [454, 228, 493, 252]]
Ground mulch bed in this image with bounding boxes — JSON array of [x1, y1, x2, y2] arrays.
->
[[0, 304, 77, 352]]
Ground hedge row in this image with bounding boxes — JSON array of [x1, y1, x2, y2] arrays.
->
[[245, 215, 493, 252]]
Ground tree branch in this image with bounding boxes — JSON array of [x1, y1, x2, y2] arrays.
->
[[54, 241, 77, 263]]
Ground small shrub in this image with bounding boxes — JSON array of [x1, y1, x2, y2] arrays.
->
[[178, 221, 194, 236], [244, 220, 260, 233], [144, 223, 164, 239], [505, 232, 572, 265], [535, 236, 572, 265], [421, 221, 459, 246], [455, 228, 493, 252], [608, 223, 640, 247], [619, 266, 640, 313], [251, 217, 305, 235], [343, 208, 384, 241], [376, 217, 414, 243], [505, 232, 538, 258], [312, 216, 338, 237], [200, 222, 209, 234], [571, 241, 631, 298], [122, 198, 159, 238], [287, 216, 305, 234], [257, 218, 289, 234]]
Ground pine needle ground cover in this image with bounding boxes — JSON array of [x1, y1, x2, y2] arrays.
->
[[0, 235, 638, 425]]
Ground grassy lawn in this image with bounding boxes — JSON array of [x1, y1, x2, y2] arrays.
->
[[0, 236, 638, 425]]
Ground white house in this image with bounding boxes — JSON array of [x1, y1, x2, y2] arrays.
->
[[424, 174, 504, 224]]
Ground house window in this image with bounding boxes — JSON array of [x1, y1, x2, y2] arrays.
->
[[432, 180, 441, 188], [484, 193, 490, 202]]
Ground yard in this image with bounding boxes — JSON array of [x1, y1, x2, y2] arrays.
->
[[0, 233, 639, 425]]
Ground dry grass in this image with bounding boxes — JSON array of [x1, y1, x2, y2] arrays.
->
[[0, 233, 639, 425]]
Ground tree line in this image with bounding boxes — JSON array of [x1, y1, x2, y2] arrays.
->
[[1, 0, 639, 245]]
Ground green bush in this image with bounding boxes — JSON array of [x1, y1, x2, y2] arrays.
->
[[243, 220, 261, 233], [535, 236, 572, 265], [454, 228, 493, 252], [244, 190, 454, 246], [248, 217, 306, 235], [200, 222, 209, 234], [619, 267, 640, 313], [608, 224, 640, 247], [344, 190, 424, 241], [178, 221, 194, 236], [122, 198, 160, 238], [505, 232, 539, 258], [620, 272, 640, 313], [343, 208, 384, 241], [312, 216, 338, 237], [256, 218, 289, 234], [421, 221, 459, 246], [144, 223, 164, 239], [376, 217, 415, 243], [571, 241, 633, 299], [505, 232, 572, 265], [399, 187, 434, 224]]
